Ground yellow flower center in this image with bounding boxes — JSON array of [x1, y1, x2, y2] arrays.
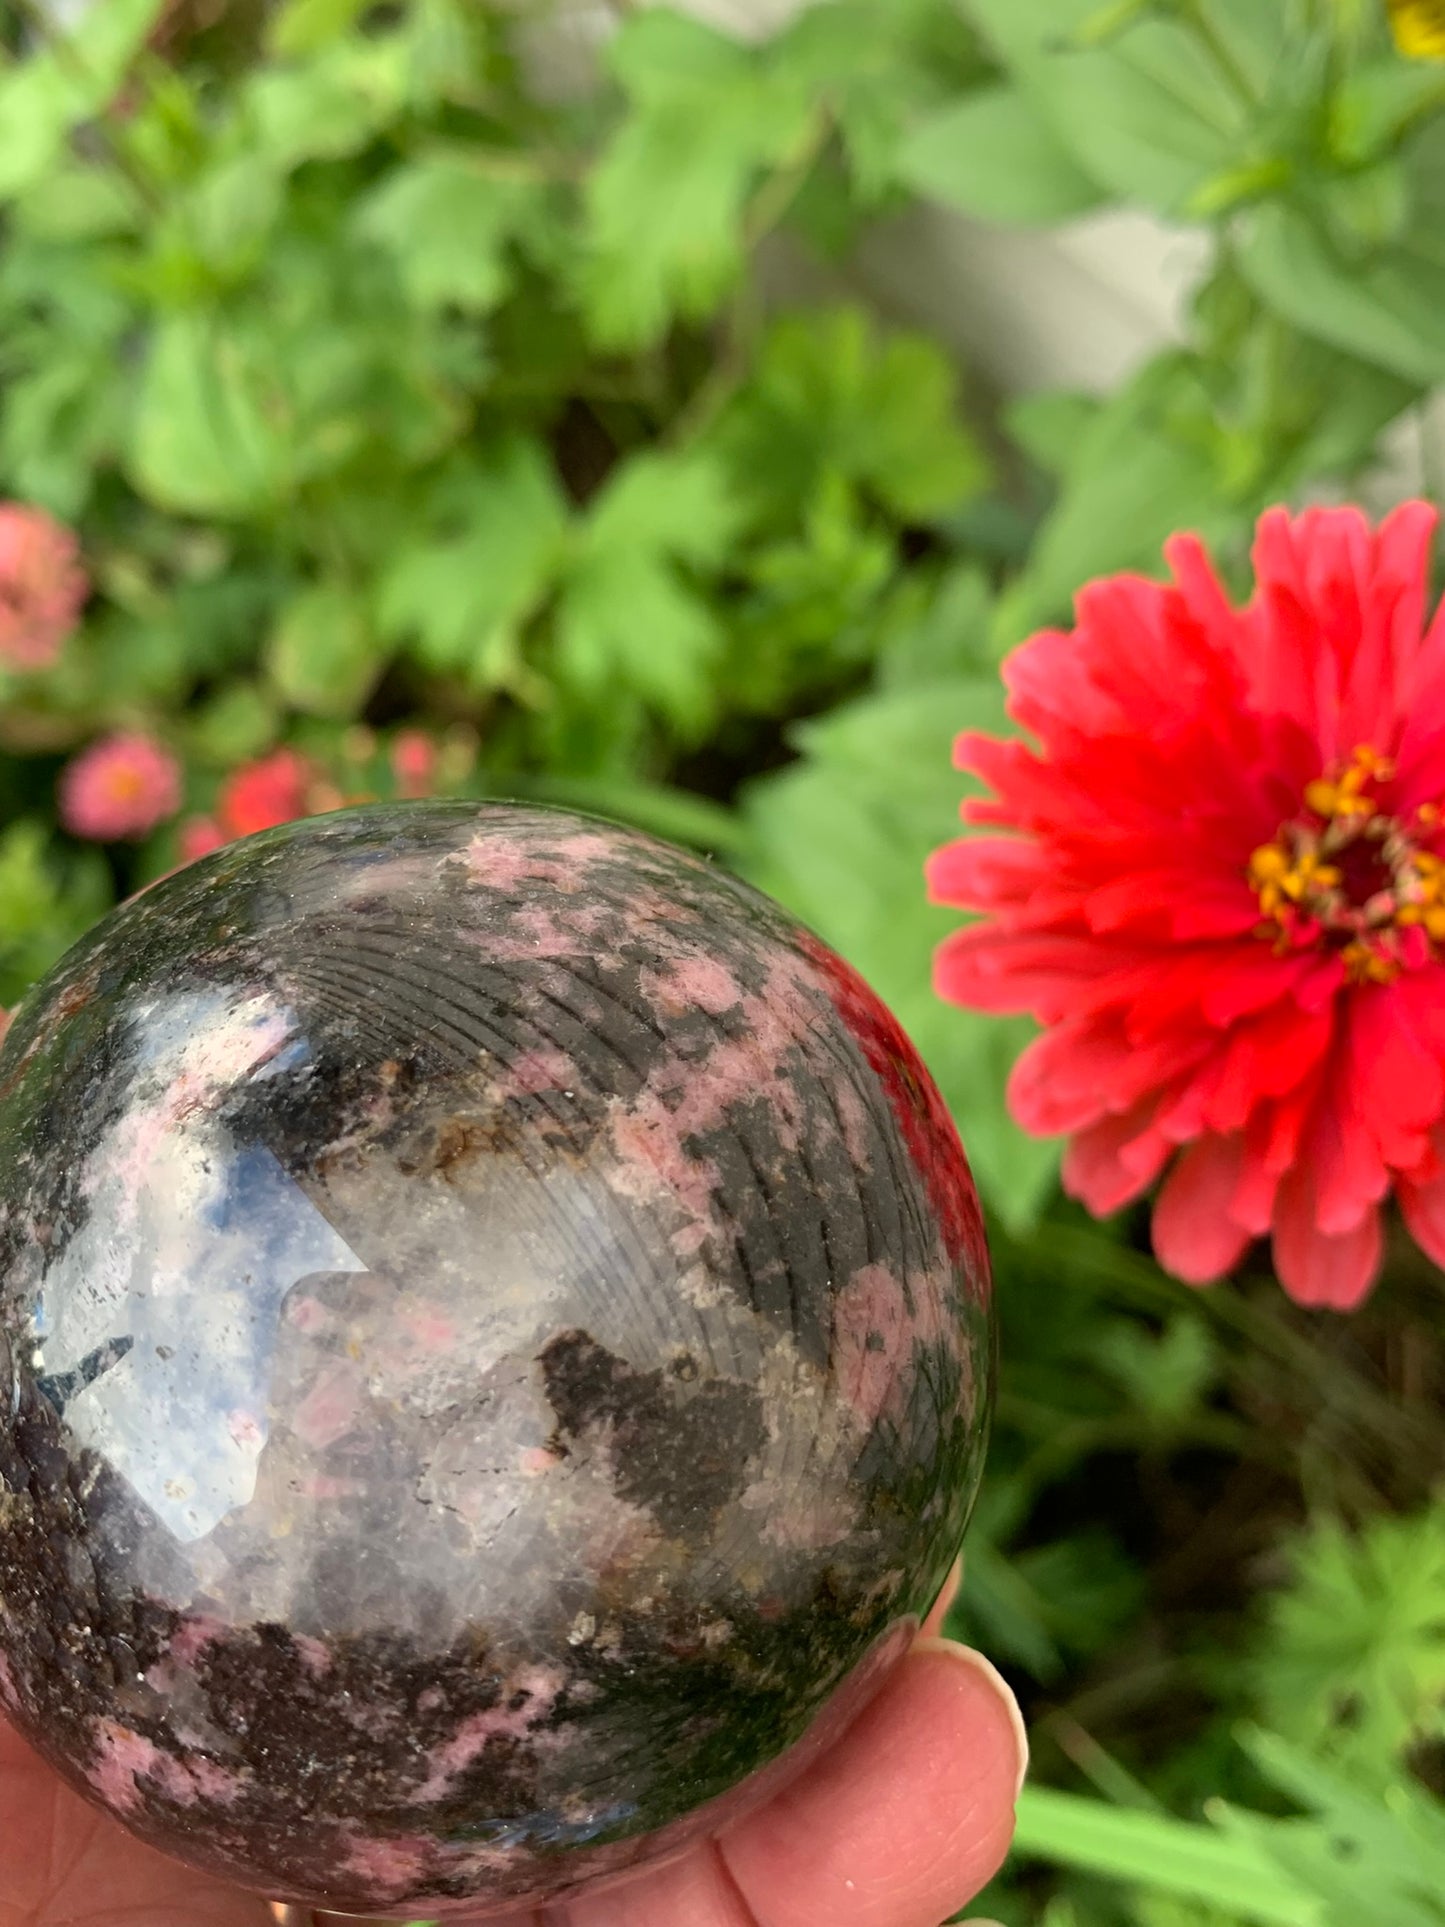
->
[[1389, 0, 1445, 58], [1248, 744, 1444, 985]]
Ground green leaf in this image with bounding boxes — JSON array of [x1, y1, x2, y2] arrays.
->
[[897, 84, 1107, 224], [1221, 1733, 1445, 1927], [1093, 1312, 1220, 1434], [0, 822, 114, 1010], [1011, 1788, 1323, 1926], [239, 31, 411, 171], [267, 0, 376, 57], [1004, 389, 1104, 477], [1328, 57, 1445, 167], [0, 347, 125, 520], [377, 438, 569, 679], [557, 451, 741, 735], [267, 581, 381, 717], [0, 0, 166, 202], [774, 0, 990, 204], [1251, 1502, 1445, 1774], [126, 312, 291, 518], [353, 153, 542, 314], [742, 670, 1060, 1229], [991, 354, 1228, 647], [719, 307, 987, 527], [10, 164, 137, 242], [580, 9, 816, 348], [960, 0, 1255, 215], [187, 682, 281, 767], [1237, 202, 1445, 385]]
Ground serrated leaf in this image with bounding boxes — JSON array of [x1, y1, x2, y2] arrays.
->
[[377, 438, 569, 677], [776, 0, 987, 203], [353, 153, 542, 314], [1252, 1502, 1445, 1773], [240, 32, 411, 170], [1094, 1312, 1219, 1432], [556, 451, 741, 734], [580, 10, 816, 348], [719, 307, 987, 527], [0, 0, 166, 202], [267, 581, 381, 717], [898, 84, 1107, 224]]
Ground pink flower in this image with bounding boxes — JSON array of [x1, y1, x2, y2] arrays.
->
[[0, 503, 88, 671], [178, 816, 227, 863], [60, 733, 182, 842], [929, 501, 1445, 1310], [390, 728, 437, 799]]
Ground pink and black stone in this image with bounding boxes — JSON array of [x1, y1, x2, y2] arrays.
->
[[0, 803, 991, 1917]]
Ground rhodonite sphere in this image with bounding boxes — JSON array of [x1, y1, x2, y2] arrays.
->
[[0, 803, 991, 1917]]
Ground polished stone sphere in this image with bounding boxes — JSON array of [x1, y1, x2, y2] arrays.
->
[[0, 803, 991, 1917]]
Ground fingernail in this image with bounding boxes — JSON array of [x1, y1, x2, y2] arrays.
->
[[921, 1553, 964, 1635], [910, 1637, 1029, 1800]]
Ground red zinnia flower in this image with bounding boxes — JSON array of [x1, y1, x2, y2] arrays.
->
[[390, 728, 438, 799], [0, 503, 87, 671], [217, 748, 321, 838], [928, 500, 1445, 1310], [59, 732, 182, 842]]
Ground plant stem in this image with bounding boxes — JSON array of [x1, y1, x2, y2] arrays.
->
[[666, 110, 831, 450], [1177, 0, 1259, 110]]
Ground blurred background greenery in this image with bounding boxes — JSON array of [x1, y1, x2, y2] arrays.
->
[[1, 1, 1444, 1921]]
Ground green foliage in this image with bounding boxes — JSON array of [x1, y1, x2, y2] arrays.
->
[[0, 821, 112, 1008], [898, 84, 1108, 225], [1252, 1500, 1445, 1774], [741, 565, 1061, 1231]]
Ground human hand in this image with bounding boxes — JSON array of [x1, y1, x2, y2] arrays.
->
[[0, 1561, 1025, 1927]]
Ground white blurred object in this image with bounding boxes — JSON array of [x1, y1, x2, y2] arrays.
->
[[658, 0, 822, 36], [854, 202, 1211, 397]]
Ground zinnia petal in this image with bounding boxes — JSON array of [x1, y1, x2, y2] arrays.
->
[[1150, 1135, 1253, 1284], [1272, 1173, 1384, 1309], [932, 498, 1445, 1309]]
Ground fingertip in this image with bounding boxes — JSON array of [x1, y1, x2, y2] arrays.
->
[[720, 1637, 1026, 1927], [909, 1637, 1029, 1799]]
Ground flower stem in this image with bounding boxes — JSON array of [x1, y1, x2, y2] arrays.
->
[[1176, 0, 1260, 109]]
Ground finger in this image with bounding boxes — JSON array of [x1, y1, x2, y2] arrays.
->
[[0, 1713, 275, 1927], [921, 1555, 963, 1639], [717, 1639, 1027, 1927]]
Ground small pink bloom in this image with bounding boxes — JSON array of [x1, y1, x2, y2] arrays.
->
[[391, 729, 437, 799], [60, 733, 182, 842], [0, 504, 88, 671], [178, 815, 227, 863]]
